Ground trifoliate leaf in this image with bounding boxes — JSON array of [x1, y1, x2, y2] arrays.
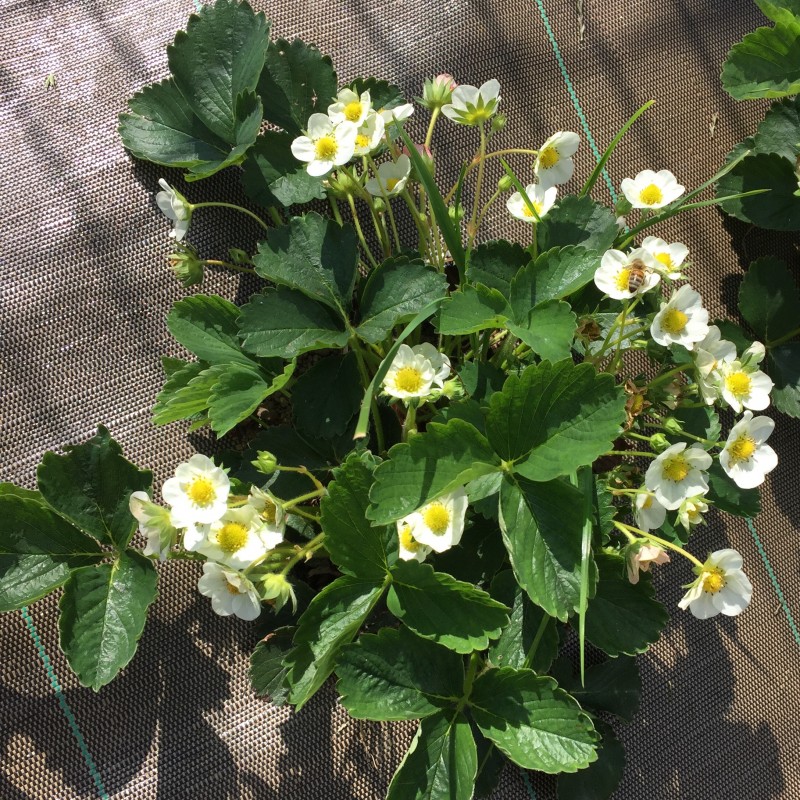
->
[[59, 551, 158, 691], [321, 454, 398, 580], [751, 96, 800, 161], [527, 246, 602, 303], [584, 553, 668, 657], [469, 667, 598, 773], [435, 284, 510, 335], [36, 427, 152, 549], [152, 361, 212, 424], [387, 560, 509, 654], [739, 256, 800, 342], [336, 626, 464, 721], [537, 195, 618, 253], [509, 300, 576, 362], [386, 711, 477, 800], [465, 240, 530, 295], [367, 419, 501, 524]]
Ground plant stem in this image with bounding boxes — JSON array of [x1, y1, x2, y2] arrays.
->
[[191, 202, 270, 231], [648, 364, 687, 389], [523, 613, 552, 669], [202, 259, 258, 276], [605, 450, 656, 458], [614, 521, 703, 567], [767, 326, 800, 348], [279, 532, 327, 576], [328, 194, 345, 225], [352, 342, 386, 453], [283, 488, 326, 510], [402, 403, 417, 441], [468, 123, 488, 248], [424, 107, 441, 149], [346, 194, 380, 269]]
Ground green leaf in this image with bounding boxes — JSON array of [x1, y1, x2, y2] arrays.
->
[[717, 152, 800, 230], [751, 97, 800, 161], [537, 195, 618, 253], [457, 362, 507, 403], [714, 319, 755, 356], [59, 551, 158, 691], [466, 240, 530, 295], [706, 462, 762, 517], [557, 722, 625, 800], [285, 575, 384, 710], [37, 427, 152, 549], [208, 361, 295, 437], [250, 627, 294, 705], [768, 341, 800, 416], [321, 454, 398, 580], [118, 79, 247, 178], [527, 246, 602, 303], [253, 213, 358, 314], [755, 0, 800, 24], [670, 406, 721, 450], [722, 19, 800, 100], [168, 0, 269, 142], [739, 256, 800, 341], [259, 38, 337, 137], [291, 353, 361, 440], [435, 284, 510, 335], [486, 360, 626, 478], [238, 288, 350, 358], [357, 255, 447, 344], [167, 294, 253, 365], [431, 516, 507, 585], [241, 132, 326, 207], [336, 626, 464, 721], [387, 560, 509, 654], [489, 570, 559, 672], [0, 496, 104, 611], [368, 419, 501, 524], [498, 476, 594, 622], [509, 300, 576, 362], [152, 361, 211, 424], [551, 655, 641, 722], [469, 667, 598, 773], [387, 711, 477, 800], [584, 553, 668, 657]]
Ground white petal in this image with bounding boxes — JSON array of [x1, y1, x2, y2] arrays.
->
[[690, 592, 721, 619]]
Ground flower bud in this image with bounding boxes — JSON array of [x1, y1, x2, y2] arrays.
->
[[448, 204, 465, 223], [650, 433, 671, 453], [491, 113, 507, 132], [661, 417, 684, 434], [372, 196, 387, 214], [497, 174, 514, 192], [261, 573, 297, 613], [251, 450, 278, 475], [402, 143, 435, 176], [420, 74, 456, 110], [167, 242, 204, 287], [228, 248, 251, 265]]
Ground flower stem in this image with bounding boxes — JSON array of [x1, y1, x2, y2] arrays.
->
[[614, 521, 704, 567], [190, 202, 270, 231], [605, 450, 656, 458], [279, 532, 327, 576], [468, 123, 488, 248], [202, 259, 257, 276], [402, 403, 417, 441], [346, 194, 380, 269], [424, 107, 441, 150]]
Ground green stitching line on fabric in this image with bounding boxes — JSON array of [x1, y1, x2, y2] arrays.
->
[[521, 769, 538, 799], [20, 607, 110, 800], [746, 518, 800, 649], [531, 0, 617, 201]]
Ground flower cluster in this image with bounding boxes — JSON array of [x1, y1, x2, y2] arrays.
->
[[130, 455, 289, 620], [396, 488, 468, 562]]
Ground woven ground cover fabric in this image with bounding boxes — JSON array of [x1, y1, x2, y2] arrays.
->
[[1, 0, 798, 797]]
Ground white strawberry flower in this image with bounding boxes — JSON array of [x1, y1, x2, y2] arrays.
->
[[634, 491, 667, 531], [678, 549, 752, 619], [593, 247, 660, 300], [156, 179, 193, 241], [365, 154, 411, 197], [678, 496, 708, 532], [650, 284, 709, 350], [328, 87, 372, 126], [353, 111, 385, 156], [379, 103, 414, 125], [247, 486, 287, 542], [291, 114, 358, 177], [533, 131, 580, 187], [442, 79, 501, 126], [401, 488, 468, 553], [693, 325, 737, 404], [506, 184, 557, 222], [621, 169, 685, 209], [645, 442, 712, 510], [396, 521, 433, 563], [626, 543, 670, 585], [196, 504, 278, 570], [719, 411, 778, 489], [162, 454, 230, 528], [129, 491, 178, 560], [197, 562, 262, 621], [640, 236, 689, 279], [382, 343, 450, 401], [718, 343, 773, 413]]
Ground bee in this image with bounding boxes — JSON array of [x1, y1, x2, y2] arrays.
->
[[627, 259, 648, 293]]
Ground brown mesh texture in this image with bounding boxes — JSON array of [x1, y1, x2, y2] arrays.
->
[[1, 0, 799, 797]]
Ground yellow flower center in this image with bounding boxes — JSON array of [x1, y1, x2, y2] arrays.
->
[[702, 568, 726, 594], [394, 366, 424, 394], [615, 268, 632, 292], [661, 308, 688, 335], [662, 455, 689, 482], [727, 435, 756, 463], [399, 524, 421, 552], [422, 503, 450, 535], [725, 371, 751, 399], [225, 579, 241, 595], [639, 183, 664, 206], [538, 146, 559, 169], [655, 252, 673, 269], [641, 494, 653, 509], [217, 522, 249, 554], [315, 136, 338, 160], [522, 202, 543, 218], [386, 178, 400, 192], [344, 101, 363, 122], [187, 477, 216, 506]]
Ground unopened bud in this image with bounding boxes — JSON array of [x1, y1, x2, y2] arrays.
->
[[497, 174, 514, 192], [420, 73, 456, 110], [326, 169, 361, 199], [650, 433, 671, 453], [448, 204, 465, 223], [228, 248, 251, 265], [661, 417, 683, 434], [491, 113, 507, 132], [167, 242, 204, 287], [251, 450, 278, 475], [261, 573, 297, 613]]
